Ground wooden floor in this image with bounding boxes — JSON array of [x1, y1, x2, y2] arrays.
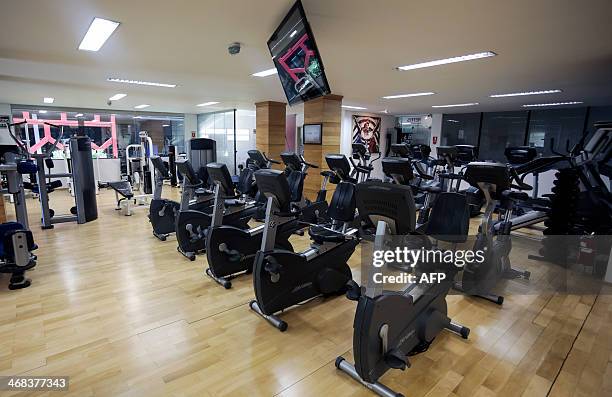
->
[[0, 187, 610, 397]]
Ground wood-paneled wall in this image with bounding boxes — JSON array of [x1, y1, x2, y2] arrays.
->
[[303, 94, 343, 200], [0, 197, 6, 223], [255, 101, 286, 171]]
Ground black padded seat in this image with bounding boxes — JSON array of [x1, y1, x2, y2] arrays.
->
[[108, 181, 134, 199], [425, 192, 469, 243], [308, 225, 347, 244], [420, 185, 442, 194]]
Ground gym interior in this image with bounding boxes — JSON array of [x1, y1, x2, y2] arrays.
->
[[0, 1, 611, 396]]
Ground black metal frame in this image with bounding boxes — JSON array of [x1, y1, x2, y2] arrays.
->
[[303, 123, 323, 144]]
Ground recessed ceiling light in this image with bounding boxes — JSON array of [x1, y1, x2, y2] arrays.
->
[[108, 93, 127, 101], [162, 124, 170, 127], [397, 51, 496, 71], [75, 113, 84, 117], [196, 102, 220, 107], [134, 104, 150, 109], [252, 68, 278, 77], [522, 101, 583, 108], [432, 103, 479, 108], [43, 97, 54, 104], [342, 105, 367, 110], [39, 110, 48, 114], [382, 92, 435, 99], [490, 89, 562, 98], [78, 17, 120, 52], [447, 119, 460, 123], [107, 78, 176, 88]]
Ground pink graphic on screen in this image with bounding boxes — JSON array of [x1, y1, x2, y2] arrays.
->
[[278, 33, 314, 83]]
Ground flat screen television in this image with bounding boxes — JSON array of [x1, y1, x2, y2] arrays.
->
[[267, 0, 331, 106], [303, 123, 322, 144]]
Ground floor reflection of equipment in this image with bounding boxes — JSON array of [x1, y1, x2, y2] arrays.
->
[[31, 121, 98, 229], [0, 120, 38, 289]]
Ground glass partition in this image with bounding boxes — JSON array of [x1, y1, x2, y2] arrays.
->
[[527, 108, 588, 156], [198, 110, 236, 173], [479, 111, 529, 162], [11, 107, 185, 159], [440, 113, 480, 147]]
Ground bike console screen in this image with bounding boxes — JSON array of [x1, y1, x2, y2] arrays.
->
[[267, 0, 331, 106]]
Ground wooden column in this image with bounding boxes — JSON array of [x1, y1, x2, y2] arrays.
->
[[303, 94, 343, 200], [255, 101, 286, 170], [0, 197, 6, 223]]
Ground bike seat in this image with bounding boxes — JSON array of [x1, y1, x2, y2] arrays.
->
[[439, 172, 463, 180], [502, 190, 529, 202], [420, 185, 442, 194], [308, 225, 347, 244]]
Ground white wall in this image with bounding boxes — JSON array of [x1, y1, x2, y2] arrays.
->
[[341, 110, 396, 179], [0, 103, 13, 145], [430, 113, 443, 156], [184, 113, 197, 142], [0, 103, 10, 119]]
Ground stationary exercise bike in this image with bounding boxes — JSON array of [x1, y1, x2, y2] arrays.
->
[[454, 162, 532, 305], [175, 160, 256, 260], [249, 168, 358, 331], [205, 162, 308, 289], [336, 180, 471, 397]]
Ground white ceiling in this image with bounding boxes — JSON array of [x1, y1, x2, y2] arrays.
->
[[1, 0, 612, 115]]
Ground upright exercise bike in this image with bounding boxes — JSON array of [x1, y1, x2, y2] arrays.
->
[[336, 180, 471, 397], [249, 168, 358, 331], [454, 162, 532, 305]]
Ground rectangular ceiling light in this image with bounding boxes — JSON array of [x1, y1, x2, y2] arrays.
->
[[432, 103, 479, 108], [397, 51, 496, 71], [108, 93, 127, 101], [490, 89, 562, 98], [39, 110, 48, 114], [342, 105, 367, 110], [196, 102, 220, 107], [522, 101, 583, 108], [75, 113, 84, 117], [78, 17, 120, 52], [382, 92, 435, 99], [134, 104, 150, 109], [107, 78, 176, 88], [43, 97, 54, 104], [252, 68, 278, 77]]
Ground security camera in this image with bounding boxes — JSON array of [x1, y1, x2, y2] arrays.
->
[[107, 100, 112, 106], [228, 42, 241, 55]]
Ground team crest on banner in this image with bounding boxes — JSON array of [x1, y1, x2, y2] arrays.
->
[[352, 115, 381, 153]]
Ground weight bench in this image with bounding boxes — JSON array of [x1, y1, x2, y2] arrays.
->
[[108, 181, 139, 216]]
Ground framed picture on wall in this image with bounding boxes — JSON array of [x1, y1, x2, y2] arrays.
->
[[303, 123, 322, 144]]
